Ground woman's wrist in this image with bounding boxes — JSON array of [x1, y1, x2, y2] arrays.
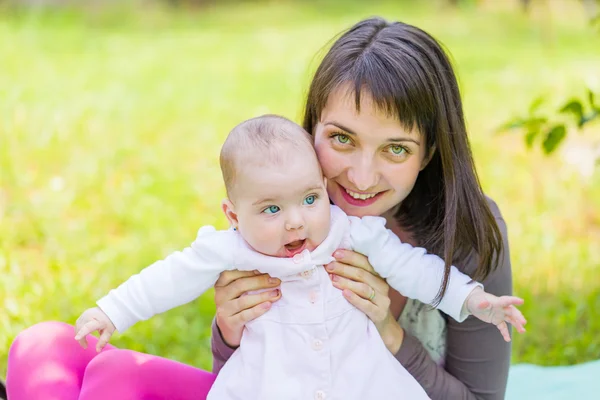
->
[[215, 319, 240, 349], [379, 315, 405, 354]]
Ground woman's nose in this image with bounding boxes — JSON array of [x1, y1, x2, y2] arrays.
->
[[347, 156, 380, 191]]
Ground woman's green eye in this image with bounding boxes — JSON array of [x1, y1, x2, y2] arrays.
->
[[263, 205, 280, 214], [336, 134, 350, 144], [390, 145, 406, 155], [304, 195, 316, 205]]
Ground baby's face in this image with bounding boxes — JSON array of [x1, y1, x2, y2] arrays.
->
[[227, 151, 331, 258]]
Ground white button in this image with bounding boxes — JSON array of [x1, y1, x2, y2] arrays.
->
[[312, 339, 323, 351], [292, 253, 304, 264], [309, 290, 318, 303], [300, 269, 313, 278], [315, 390, 326, 400]]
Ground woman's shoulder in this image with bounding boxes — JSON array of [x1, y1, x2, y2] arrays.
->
[[485, 195, 506, 224], [462, 195, 512, 290]]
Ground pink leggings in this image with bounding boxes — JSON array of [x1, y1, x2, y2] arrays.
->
[[6, 321, 217, 400]]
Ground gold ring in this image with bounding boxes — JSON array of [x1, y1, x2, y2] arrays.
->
[[369, 288, 376, 301]]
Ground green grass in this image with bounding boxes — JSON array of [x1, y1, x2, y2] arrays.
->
[[1, 0, 599, 377]]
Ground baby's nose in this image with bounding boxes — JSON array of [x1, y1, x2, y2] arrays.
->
[[285, 220, 304, 231]]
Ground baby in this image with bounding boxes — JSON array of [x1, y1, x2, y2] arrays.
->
[[75, 115, 526, 400]]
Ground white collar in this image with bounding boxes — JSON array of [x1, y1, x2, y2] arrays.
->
[[232, 205, 349, 279]]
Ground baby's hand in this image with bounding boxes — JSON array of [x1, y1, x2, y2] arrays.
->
[[74, 307, 116, 352], [466, 287, 527, 342]]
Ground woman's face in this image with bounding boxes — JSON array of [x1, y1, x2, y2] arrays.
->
[[313, 85, 431, 219]]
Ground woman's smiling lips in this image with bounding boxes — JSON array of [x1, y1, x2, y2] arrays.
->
[[337, 182, 385, 207]]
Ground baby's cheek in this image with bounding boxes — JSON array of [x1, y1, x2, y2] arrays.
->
[[314, 215, 331, 245], [253, 226, 281, 255]]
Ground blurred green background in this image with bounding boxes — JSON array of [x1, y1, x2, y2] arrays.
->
[[1, 0, 599, 378]]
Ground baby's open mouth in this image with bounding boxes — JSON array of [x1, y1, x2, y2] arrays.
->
[[284, 239, 306, 257]]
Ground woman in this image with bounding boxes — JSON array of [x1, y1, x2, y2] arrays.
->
[[212, 17, 511, 399], [7, 17, 512, 400]]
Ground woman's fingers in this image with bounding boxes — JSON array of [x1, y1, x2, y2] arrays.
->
[[215, 273, 281, 304], [214, 270, 282, 348], [325, 253, 392, 326], [215, 270, 260, 288], [232, 301, 274, 327], [330, 274, 389, 307], [221, 289, 281, 318], [326, 261, 387, 293], [333, 249, 377, 274], [341, 288, 379, 316]]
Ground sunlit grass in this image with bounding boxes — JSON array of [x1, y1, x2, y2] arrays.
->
[[1, 0, 599, 377]]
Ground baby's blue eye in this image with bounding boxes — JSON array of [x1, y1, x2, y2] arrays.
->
[[263, 205, 280, 214], [304, 195, 316, 205]]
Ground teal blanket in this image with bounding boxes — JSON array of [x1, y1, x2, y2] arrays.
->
[[506, 360, 600, 399]]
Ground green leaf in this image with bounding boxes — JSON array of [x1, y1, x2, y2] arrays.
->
[[524, 117, 547, 132], [589, 89, 599, 111], [528, 96, 545, 115], [542, 125, 566, 154], [524, 130, 538, 148], [497, 118, 526, 132], [580, 110, 600, 127], [560, 100, 584, 124]]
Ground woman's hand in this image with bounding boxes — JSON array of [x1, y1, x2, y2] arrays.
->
[[214, 270, 281, 348], [326, 249, 406, 354]]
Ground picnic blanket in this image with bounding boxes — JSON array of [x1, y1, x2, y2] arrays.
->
[[506, 360, 600, 399]]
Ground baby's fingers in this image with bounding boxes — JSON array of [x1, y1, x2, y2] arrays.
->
[[96, 330, 113, 353], [76, 334, 88, 349], [496, 321, 511, 342], [505, 306, 527, 333], [74, 319, 102, 344], [497, 296, 524, 308]]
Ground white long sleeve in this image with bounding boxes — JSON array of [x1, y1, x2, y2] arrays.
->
[[97, 227, 236, 332], [347, 215, 480, 322]]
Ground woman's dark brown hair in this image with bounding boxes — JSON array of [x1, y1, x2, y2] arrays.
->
[[303, 17, 503, 303]]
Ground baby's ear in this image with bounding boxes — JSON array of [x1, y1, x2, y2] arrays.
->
[[221, 199, 239, 229]]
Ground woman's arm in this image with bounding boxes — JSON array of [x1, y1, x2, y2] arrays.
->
[[349, 215, 481, 323], [333, 199, 513, 399], [212, 318, 237, 374], [395, 212, 513, 400]]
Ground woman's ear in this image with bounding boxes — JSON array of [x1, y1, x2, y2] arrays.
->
[[420, 144, 436, 171], [221, 199, 239, 230]]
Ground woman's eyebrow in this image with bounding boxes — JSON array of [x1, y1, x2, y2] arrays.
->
[[324, 121, 357, 135], [324, 121, 420, 145], [387, 137, 421, 145]]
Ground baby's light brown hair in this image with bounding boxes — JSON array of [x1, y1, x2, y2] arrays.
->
[[220, 114, 318, 199]]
